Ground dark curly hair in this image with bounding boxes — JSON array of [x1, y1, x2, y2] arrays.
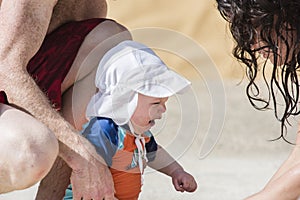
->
[[216, 0, 300, 142]]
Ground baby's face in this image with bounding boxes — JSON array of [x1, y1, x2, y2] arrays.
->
[[131, 93, 168, 134]]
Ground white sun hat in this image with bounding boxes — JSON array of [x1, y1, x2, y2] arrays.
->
[[86, 40, 191, 125]]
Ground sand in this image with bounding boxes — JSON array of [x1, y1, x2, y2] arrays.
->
[[0, 0, 297, 199], [0, 80, 295, 200]]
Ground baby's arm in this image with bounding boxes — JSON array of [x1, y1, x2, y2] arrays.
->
[[147, 145, 197, 192]]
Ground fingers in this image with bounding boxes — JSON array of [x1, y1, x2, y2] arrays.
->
[[73, 193, 111, 200], [173, 177, 197, 193], [71, 185, 82, 200], [183, 180, 197, 192], [71, 179, 114, 200], [172, 178, 185, 192], [74, 196, 115, 200], [183, 177, 197, 192], [73, 187, 114, 200], [70, 160, 116, 200], [103, 194, 117, 200]]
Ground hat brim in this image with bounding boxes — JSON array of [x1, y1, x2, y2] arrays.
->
[[133, 68, 191, 98]]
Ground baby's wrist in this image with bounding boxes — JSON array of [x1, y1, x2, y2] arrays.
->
[[170, 167, 184, 177]]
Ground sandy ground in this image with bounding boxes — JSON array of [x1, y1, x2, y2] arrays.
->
[[1, 1, 298, 199], [0, 80, 296, 200]]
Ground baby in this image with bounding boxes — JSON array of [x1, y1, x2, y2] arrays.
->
[[64, 40, 197, 200]]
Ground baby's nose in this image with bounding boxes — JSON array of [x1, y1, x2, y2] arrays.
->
[[160, 104, 166, 113]]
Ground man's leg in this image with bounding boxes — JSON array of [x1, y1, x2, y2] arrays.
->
[[61, 19, 132, 129], [36, 157, 72, 199], [36, 20, 132, 199], [0, 103, 58, 194]]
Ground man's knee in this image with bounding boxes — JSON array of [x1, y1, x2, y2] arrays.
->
[[86, 19, 132, 49], [61, 19, 132, 129], [106, 19, 131, 36], [0, 105, 59, 193]]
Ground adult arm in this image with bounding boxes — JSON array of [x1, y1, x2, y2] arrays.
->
[[246, 163, 300, 200], [246, 130, 300, 200], [0, 0, 114, 199]]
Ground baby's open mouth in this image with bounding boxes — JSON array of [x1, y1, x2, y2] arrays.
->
[[149, 120, 155, 125]]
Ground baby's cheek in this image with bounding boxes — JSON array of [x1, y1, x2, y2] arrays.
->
[[148, 106, 158, 117], [132, 117, 149, 128]]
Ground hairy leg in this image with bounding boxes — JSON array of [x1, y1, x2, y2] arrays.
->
[[36, 19, 132, 199], [35, 70, 96, 200], [36, 157, 71, 200], [62, 19, 132, 129], [0, 103, 58, 194]]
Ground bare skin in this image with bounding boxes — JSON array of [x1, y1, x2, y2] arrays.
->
[[148, 145, 197, 193], [0, 103, 59, 193], [244, 26, 300, 200], [131, 94, 197, 193], [245, 130, 300, 200], [40, 20, 132, 199], [0, 0, 131, 199]]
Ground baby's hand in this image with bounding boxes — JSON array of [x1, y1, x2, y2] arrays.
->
[[171, 169, 197, 193]]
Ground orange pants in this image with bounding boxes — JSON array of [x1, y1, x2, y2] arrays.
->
[[110, 168, 142, 200]]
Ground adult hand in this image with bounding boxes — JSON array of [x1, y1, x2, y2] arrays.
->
[[71, 159, 116, 200], [61, 134, 116, 200]]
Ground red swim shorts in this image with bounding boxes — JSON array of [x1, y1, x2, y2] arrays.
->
[[0, 18, 109, 110]]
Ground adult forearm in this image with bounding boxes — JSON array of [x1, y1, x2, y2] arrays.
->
[[268, 141, 300, 183], [2, 69, 102, 169], [245, 162, 300, 200], [0, 0, 99, 168]]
